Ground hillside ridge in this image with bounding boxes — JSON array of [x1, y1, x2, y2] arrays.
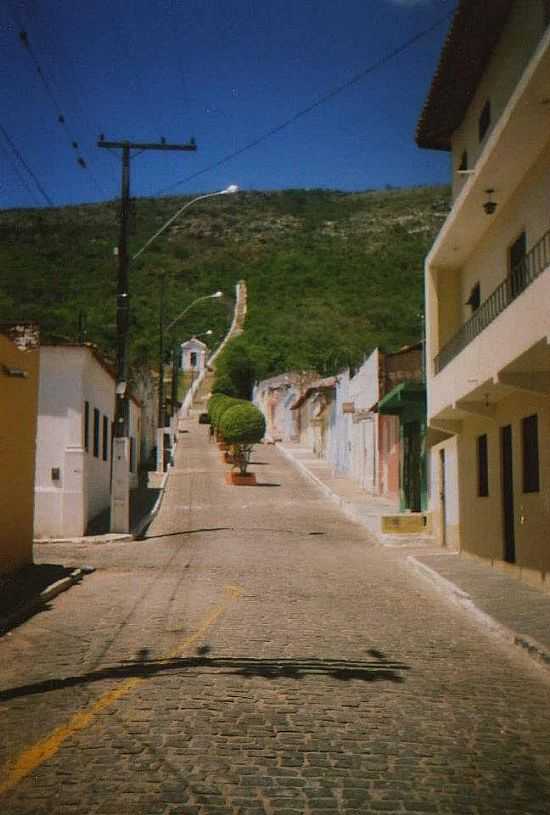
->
[[0, 186, 449, 380]]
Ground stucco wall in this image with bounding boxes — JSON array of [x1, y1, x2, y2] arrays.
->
[[429, 435, 460, 551], [451, 1, 548, 199], [35, 347, 116, 537], [0, 330, 39, 574], [457, 391, 550, 580]]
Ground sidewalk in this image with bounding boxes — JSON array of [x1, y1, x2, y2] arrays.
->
[[278, 440, 550, 672], [2, 482, 166, 635], [35, 480, 164, 545]]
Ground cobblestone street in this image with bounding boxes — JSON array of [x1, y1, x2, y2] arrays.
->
[[2, 419, 550, 814]]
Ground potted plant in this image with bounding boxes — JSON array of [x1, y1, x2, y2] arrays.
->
[[219, 401, 266, 486]]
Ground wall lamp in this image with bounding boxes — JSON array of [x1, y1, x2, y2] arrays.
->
[[483, 189, 498, 215]]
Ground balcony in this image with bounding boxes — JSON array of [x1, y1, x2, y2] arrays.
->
[[434, 228, 550, 374]]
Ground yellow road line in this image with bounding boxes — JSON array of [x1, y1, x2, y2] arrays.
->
[[0, 584, 242, 797]]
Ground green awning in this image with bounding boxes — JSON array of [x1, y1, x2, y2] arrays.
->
[[378, 381, 426, 416]]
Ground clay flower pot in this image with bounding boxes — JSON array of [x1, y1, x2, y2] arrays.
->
[[225, 471, 256, 486]]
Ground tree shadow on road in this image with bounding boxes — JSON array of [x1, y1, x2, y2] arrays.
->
[[0, 651, 409, 701]]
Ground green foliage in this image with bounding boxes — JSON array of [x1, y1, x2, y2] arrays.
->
[[0, 186, 448, 379], [208, 394, 241, 430], [219, 402, 266, 445], [211, 373, 239, 397], [207, 393, 226, 422], [213, 337, 256, 399]]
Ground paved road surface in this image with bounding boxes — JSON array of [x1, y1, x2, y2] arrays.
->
[[1, 419, 550, 814]]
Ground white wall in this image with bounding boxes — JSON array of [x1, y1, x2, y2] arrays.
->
[[35, 347, 115, 538]]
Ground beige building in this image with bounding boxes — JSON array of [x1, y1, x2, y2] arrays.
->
[[418, 1, 550, 587], [0, 323, 40, 574]]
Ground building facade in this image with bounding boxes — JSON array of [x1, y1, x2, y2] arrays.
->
[[34, 344, 142, 538], [0, 323, 40, 574], [418, 1, 550, 584]]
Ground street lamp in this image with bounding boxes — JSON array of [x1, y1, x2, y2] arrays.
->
[[137, 186, 238, 472], [132, 185, 239, 262]]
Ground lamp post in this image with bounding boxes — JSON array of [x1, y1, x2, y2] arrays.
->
[[130, 184, 237, 474]]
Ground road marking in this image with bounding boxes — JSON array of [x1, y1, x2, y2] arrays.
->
[[0, 584, 242, 797]]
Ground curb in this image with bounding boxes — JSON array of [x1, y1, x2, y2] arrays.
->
[[34, 471, 170, 546], [407, 555, 550, 671], [276, 444, 429, 545], [132, 469, 170, 539], [35, 533, 133, 546], [0, 566, 94, 638]]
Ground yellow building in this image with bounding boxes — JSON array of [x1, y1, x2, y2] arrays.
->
[[0, 323, 40, 574], [418, 1, 550, 589]]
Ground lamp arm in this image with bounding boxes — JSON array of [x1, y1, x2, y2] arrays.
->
[[165, 294, 212, 333], [132, 191, 222, 262]]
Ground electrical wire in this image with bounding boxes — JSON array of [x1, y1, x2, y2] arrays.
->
[[156, 9, 454, 196], [0, 138, 41, 206], [0, 123, 54, 206], [7, 3, 109, 198]]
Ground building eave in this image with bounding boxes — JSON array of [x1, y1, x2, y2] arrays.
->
[[426, 26, 550, 272], [416, 0, 514, 151]]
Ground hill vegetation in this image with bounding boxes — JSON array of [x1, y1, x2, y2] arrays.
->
[[0, 186, 449, 382]]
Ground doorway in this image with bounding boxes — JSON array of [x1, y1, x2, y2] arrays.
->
[[500, 425, 516, 563]]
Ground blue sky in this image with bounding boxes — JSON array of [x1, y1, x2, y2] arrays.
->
[[1, 0, 456, 209]]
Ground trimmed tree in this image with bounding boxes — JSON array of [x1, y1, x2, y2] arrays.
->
[[219, 401, 266, 475], [208, 394, 241, 440]]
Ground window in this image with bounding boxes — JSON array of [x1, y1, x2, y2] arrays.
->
[[458, 150, 468, 172], [102, 415, 109, 462], [84, 401, 90, 452], [477, 434, 489, 497], [93, 408, 100, 458], [466, 282, 481, 312], [478, 100, 491, 143], [522, 414, 540, 493]]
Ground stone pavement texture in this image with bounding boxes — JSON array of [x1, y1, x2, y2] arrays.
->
[[1, 418, 550, 814], [278, 442, 550, 667]]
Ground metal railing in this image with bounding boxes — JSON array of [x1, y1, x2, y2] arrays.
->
[[434, 228, 550, 374]]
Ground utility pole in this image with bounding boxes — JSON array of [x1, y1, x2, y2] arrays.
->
[[97, 137, 196, 530], [158, 271, 166, 429]]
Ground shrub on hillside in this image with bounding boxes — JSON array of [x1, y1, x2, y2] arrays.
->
[[211, 373, 239, 397], [213, 338, 256, 399]]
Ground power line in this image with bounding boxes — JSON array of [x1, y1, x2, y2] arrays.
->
[[0, 123, 54, 206], [157, 9, 454, 196], [0, 138, 41, 206], [7, 5, 109, 198]]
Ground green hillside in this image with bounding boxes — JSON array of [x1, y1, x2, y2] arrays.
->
[[0, 186, 449, 381]]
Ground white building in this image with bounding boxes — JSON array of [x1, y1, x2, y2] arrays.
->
[[179, 337, 208, 373], [34, 344, 141, 538]]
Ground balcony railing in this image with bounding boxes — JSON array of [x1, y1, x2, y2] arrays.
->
[[434, 227, 550, 374]]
